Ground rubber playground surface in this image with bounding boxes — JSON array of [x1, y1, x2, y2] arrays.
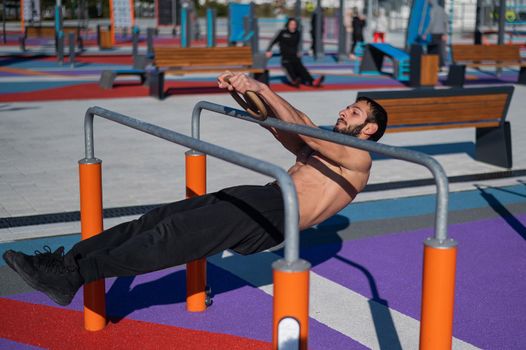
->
[[0, 47, 523, 103], [1, 45, 525, 349], [1, 184, 525, 349]]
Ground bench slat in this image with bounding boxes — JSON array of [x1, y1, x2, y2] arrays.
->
[[165, 67, 264, 75], [451, 44, 522, 64], [387, 121, 500, 133], [374, 93, 509, 127], [153, 46, 256, 70]]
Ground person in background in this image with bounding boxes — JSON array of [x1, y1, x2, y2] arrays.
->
[[349, 7, 366, 60], [373, 8, 388, 43], [266, 17, 325, 88], [422, 0, 449, 70]]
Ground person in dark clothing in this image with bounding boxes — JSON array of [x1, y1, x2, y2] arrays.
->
[[421, 0, 448, 69], [2, 72, 388, 308], [349, 7, 367, 60], [266, 17, 324, 87]]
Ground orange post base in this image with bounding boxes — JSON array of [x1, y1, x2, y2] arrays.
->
[[273, 267, 310, 350], [83, 280, 107, 331], [186, 258, 207, 312]]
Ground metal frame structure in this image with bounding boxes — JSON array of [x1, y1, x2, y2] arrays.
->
[[78, 100, 459, 348], [191, 100, 458, 348], [80, 106, 309, 348], [83, 106, 301, 263], [191, 101, 450, 243]]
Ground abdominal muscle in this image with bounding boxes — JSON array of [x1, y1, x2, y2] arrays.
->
[[288, 151, 369, 230]]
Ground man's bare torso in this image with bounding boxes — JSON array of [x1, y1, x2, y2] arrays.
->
[[288, 145, 371, 230]]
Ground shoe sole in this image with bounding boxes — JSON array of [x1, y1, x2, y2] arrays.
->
[[3, 251, 72, 306]]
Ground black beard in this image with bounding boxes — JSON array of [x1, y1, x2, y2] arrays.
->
[[333, 122, 366, 137]]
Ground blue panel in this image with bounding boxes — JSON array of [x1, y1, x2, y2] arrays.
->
[[405, 0, 431, 50], [370, 43, 410, 60], [228, 3, 250, 42]]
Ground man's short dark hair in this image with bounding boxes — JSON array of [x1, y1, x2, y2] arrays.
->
[[356, 96, 388, 142]]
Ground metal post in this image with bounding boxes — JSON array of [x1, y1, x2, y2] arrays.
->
[[2, 0, 6, 44], [337, 0, 347, 61], [57, 33, 64, 64], [366, 0, 373, 40], [314, 3, 323, 60], [55, 2, 63, 63], [146, 27, 155, 57], [78, 158, 107, 331], [294, 0, 303, 52], [206, 8, 216, 47], [252, 18, 259, 52], [181, 7, 190, 48], [132, 28, 139, 59], [171, 0, 177, 36], [68, 31, 75, 67], [474, 0, 482, 44], [250, 3, 258, 52], [498, 0, 505, 45]]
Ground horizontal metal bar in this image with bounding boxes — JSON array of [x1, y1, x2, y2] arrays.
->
[[191, 100, 450, 242], [84, 106, 300, 262]]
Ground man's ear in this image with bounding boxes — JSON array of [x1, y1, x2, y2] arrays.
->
[[362, 122, 378, 138]]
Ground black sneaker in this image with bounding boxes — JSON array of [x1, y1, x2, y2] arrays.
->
[[291, 78, 301, 88], [3, 246, 83, 306], [313, 75, 325, 87]]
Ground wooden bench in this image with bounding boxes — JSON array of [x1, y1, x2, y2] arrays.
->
[[357, 86, 515, 168], [148, 46, 268, 99], [20, 25, 83, 51], [446, 44, 526, 87]]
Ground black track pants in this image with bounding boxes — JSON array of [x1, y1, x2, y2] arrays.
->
[[67, 185, 285, 283]]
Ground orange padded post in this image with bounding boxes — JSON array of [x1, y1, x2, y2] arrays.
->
[[419, 240, 457, 349], [185, 151, 207, 312], [109, 0, 115, 46], [273, 260, 310, 350], [79, 159, 106, 331]]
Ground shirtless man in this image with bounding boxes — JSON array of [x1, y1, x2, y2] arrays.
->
[[3, 72, 388, 307]]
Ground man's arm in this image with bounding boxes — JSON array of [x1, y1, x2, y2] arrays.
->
[[218, 73, 371, 172], [265, 30, 282, 58], [218, 72, 306, 155]]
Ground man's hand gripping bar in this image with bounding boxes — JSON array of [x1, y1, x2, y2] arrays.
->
[[224, 76, 268, 121]]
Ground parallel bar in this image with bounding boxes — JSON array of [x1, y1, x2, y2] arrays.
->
[[84, 106, 300, 262], [191, 101, 449, 242]]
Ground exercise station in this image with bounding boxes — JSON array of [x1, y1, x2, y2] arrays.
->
[[0, 0, 525, 349]]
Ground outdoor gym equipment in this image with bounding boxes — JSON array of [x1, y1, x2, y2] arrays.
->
[[79, 89, 457, 348], [191, 98, 457, 349]]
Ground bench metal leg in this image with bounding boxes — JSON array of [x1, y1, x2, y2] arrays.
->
[[518, 66, 526, 85], [359, 44, 384, 74], [149, 71, 165, 100], [475, 122, 512, 168], [99, 71, 117, 89], [19, 37, 26, 52], [253, 70, 269, 84], [445, 64, 465, 87]]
